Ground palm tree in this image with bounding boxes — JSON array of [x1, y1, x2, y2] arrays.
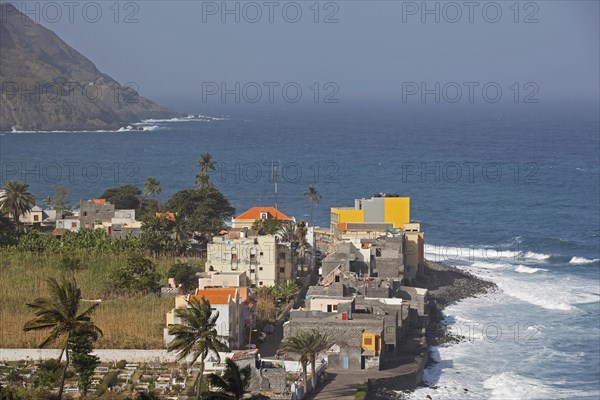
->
[[303, 185, 321, 225], [205, 358, 251, 400], [279, 332, 311, 389], [196, 152, 216, 188], [277, 220, 296, 243], [304, 329, 332, 389], [144, 176, 162, 199], [0, 180, 36, 225], [274, 280, 298, 303], [172, 213, 189, 244], [43, 196, 53, 209], [294, 221, 309, 267], [167, 298, 229, 399], [23, 277, 102, 400]]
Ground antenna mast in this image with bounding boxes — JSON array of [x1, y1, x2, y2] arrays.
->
[[273, 161, 279, 210]]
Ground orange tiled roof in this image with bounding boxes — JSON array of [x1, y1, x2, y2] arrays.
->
[[156, 212, 176, 222], [234, 207, 292, 221], [92, 199, 106, 205], [191, 287, 250, 305]]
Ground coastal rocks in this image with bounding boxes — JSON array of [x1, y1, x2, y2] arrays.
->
[[419, 260, 497, 308]]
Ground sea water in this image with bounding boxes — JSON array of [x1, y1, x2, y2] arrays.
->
[[1, 102, 598, 398]]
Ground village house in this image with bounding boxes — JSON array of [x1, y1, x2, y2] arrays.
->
[[206, 230, 294, 287], [55, 215, 80, 232], [164, 287, 256, 350], [231, 206, 294, 229], [284, 233, 429, 371], [18, 205, 44, 225]]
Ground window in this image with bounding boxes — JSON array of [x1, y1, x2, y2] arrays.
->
[[231, 254, 238, 262], [279, 267, 285, 273], [332, 304, 338, 311], [259, 281, 264, 286], [335, 275, 340, 283], [33, 215, 39, 222], [71, 222, 77, 228], [83, 212, 87, 217], [250, 254, 256, 261], [364, 337, 373, 346], [260, 252, 264, 256], [260, 212, 268, 220], [376, 249, 382, 257], [386, 326, 395, 334]]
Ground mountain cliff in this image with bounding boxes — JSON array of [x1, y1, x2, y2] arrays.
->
[[0, 3, 180, 131]]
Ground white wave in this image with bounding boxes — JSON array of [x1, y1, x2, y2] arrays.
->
[[569, 256, 600, 265], [116, 124, 161, 132], [520, 251, 551, 261], [483, 372, 554, 400], [466, 267, 600, 311], [141, 114, 222, 123], [514, 265, 547, 274], [470, 261, 512, 269]]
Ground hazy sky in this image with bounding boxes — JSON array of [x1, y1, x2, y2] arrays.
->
[[8, 0, 600, 112]]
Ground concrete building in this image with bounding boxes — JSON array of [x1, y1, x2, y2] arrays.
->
[[79, 199, 115, 230], [18, 206, 43, 225], [331, 196, 410, 237], [206, 233, 294, 287], [232, 207, 293, 229], [165, 287, 255, 350], [403, 223, 425, 280], [199, 271, 248, 290], [321, 241, 372, 277], [56, 216, 80, 232], [110, 221, 143, 239], [284, 295, 410, 370], [286, 253, 429, 371]]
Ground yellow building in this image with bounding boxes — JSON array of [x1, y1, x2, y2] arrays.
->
[[331, 196, 410, 236]]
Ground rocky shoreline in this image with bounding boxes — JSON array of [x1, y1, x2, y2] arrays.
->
[[366, 260, 497, 400]]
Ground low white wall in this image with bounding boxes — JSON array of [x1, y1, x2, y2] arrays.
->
[[0, 349, 182, 363]]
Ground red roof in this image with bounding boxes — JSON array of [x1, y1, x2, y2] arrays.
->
[[156, 212, 176, 222], [234, 207, 292, 221], [191, 287, 250, 305]]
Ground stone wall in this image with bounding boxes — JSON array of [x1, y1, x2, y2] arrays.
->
[[365, 350, 428, 396]]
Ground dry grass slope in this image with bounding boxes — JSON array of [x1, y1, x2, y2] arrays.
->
[[0, 250, 203, 349]]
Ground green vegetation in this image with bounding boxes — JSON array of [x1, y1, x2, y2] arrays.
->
[[0, 180, 36, 225], [0, 250, 199, 348], [109, 253, 161, 294], [195, 152, 216, 188], [303, 185, 321, 225], [166, 185, 235, 237], [100, 184, 144, 210], [143, 176, 162, 199], [167, 298, 229, 399], [167, 262, 201, 292], [279, 329, 332, 390], [251, 218, 282, 235], [205, 358, 252, 400], [69, 332, 100, 395], [23, 277, 103, 399], [355, 384, 368, 400]]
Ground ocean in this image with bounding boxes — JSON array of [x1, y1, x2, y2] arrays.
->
[[1, 102, 599, 399]]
